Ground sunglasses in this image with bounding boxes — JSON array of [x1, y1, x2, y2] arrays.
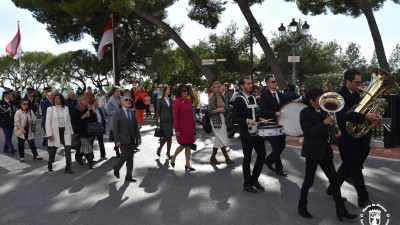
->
[[270, 81, 277, 83], [22, 103, 28, 105], [182, 89, 188, 92], [124, 99, 130, 101], [300, 90, 305, 92]]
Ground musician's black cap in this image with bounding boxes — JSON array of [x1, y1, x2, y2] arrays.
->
[[3, 89, 14, 94], [26, 87, 35, 92], [43, 87, 52, 91]]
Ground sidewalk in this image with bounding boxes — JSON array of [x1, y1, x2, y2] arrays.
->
[[286, 137, 400, 160]]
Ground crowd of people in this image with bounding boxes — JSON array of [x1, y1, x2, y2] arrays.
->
[[0, 70, 383, 221]]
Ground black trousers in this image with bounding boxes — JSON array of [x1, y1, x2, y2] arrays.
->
[[114, 141, 135, 179], [91, 134, 106, 158], [242, 138, 266, 186], [145, 105, 151, 116], [300, 152, 343, 205], [266, 135, 286, 171], [336, 147, 369, 201], [49, 128, 72, 165], [17, 137, 38, 158]]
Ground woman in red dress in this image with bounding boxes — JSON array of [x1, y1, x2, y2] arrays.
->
[[171, 84, 196, 171]]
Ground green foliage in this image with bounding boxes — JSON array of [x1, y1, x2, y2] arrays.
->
[[303, 73, 344, 92], [187, 0, 227, 29], [389, 44, 400, 73], [286, 0, 390, 18]]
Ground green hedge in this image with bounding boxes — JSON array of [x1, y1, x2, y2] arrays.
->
[[302, 73, 344, 92]]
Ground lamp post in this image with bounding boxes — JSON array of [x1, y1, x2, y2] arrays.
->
[[278, 18, 310, 85]]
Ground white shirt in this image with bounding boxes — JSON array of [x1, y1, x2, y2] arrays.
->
[[269, 89, 280, 104], [55, 105, 65, 128], [122, 106, 131, 121], [95, 109, 102, 122], [347, 87, 354, 94], [164, 97, 170, 107]]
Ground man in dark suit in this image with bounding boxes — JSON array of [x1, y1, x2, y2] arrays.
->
[[260, 75, 287, 176], [326, 69, 380, 208], [113, 96, 142, 182], [40, 91, 54, 147], [298, 88, 356, 221], [232, 76, 267, 193]]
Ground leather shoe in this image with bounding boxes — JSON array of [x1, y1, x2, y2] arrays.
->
[[264, 160, 275, 171], [358, 199, 372, 208], [253, 182, 265, 191], [113, 167, 120, 179], [243, 185, 257, 193], [125, 178, 137, 182], [275, 170, 287, 177]]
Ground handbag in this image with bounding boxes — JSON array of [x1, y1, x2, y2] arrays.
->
[[87, 122, 103, 135], [154, 127, 164, 137], [29, 110, 36, 133], [191, 143, 197, 151], [71, 138, 81, 150]]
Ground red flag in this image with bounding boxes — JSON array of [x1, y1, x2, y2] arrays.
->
[[6, 24, 24, 59], [97, 17, 113, 60]]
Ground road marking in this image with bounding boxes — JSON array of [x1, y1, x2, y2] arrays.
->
[[0, 154, 31, 171]]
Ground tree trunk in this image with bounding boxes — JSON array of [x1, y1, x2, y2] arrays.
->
[[355, 0, 390, 72], [132, 7, 216, 83], [236, 0, 286, 89]]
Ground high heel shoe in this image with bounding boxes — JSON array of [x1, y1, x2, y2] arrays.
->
[[33, 156, 43, 162], [167, 154, 172, 160], [64, 163, 75, 174], [185, 165, 196, 171], [336, 204, 357, 221]]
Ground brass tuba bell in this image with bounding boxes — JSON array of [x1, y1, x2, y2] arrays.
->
[[346, 68, 399, 139], [319, 92, 345, 143]]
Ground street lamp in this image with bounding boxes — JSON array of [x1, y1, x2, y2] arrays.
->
[[278, 18, 310, 85]]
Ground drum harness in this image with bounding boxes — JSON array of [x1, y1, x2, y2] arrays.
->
[[238, 94, 259, 136]]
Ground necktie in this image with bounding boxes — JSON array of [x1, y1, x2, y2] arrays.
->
[[272, 92, 279, 104], [126, 109, 132, 124]]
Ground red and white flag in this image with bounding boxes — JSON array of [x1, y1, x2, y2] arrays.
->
[[6, 24, 24, 59], [97, 17, 113, 60]]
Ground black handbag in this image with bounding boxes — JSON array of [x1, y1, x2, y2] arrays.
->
[[71, 138, 81, 150], [88, 122, 103, 135], [154, 127, 164, 137], [191, 144, 197, 151]]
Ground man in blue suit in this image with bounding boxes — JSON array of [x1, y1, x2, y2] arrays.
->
[[41, 91, 54, 147]]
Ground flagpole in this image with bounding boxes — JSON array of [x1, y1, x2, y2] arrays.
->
[[18, 21, 22, 96], [111, 14, 116, 86]]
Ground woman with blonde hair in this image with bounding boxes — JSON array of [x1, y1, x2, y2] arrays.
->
[[208, 81, 233, 166], [106, 86, 122, 157], [322, 82, 332, 93], [74, 95, 95, 169]]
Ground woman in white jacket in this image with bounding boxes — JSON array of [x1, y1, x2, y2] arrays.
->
[[14, 99, 43, 162], [45, 94, 74, 173]]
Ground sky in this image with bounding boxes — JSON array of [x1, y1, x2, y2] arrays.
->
[[1, 0, 400, 64]]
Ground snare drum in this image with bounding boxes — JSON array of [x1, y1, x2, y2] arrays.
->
[[257, 125, 284, 137]]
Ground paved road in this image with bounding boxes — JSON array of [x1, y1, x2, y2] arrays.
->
[[0, 121, 399, 225]]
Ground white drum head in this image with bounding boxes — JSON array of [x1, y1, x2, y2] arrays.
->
[[278, 102, 307, 136]]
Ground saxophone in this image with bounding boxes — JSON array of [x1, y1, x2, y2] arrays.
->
[[346, 68, 399, 139]]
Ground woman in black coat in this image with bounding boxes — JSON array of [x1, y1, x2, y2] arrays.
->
[[73, 95, 96, 169]]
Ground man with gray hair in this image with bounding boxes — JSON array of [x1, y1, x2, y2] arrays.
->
[[113, 96, 142, 182], [41, 91, 54, 147]]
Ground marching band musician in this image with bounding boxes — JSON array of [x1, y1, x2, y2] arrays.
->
[[298, 88, 357, 221], [0, 90, 17, 154], [259, 75, 288, 176], [326, 69, 380, 208], [232, 76, 267, 193]]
